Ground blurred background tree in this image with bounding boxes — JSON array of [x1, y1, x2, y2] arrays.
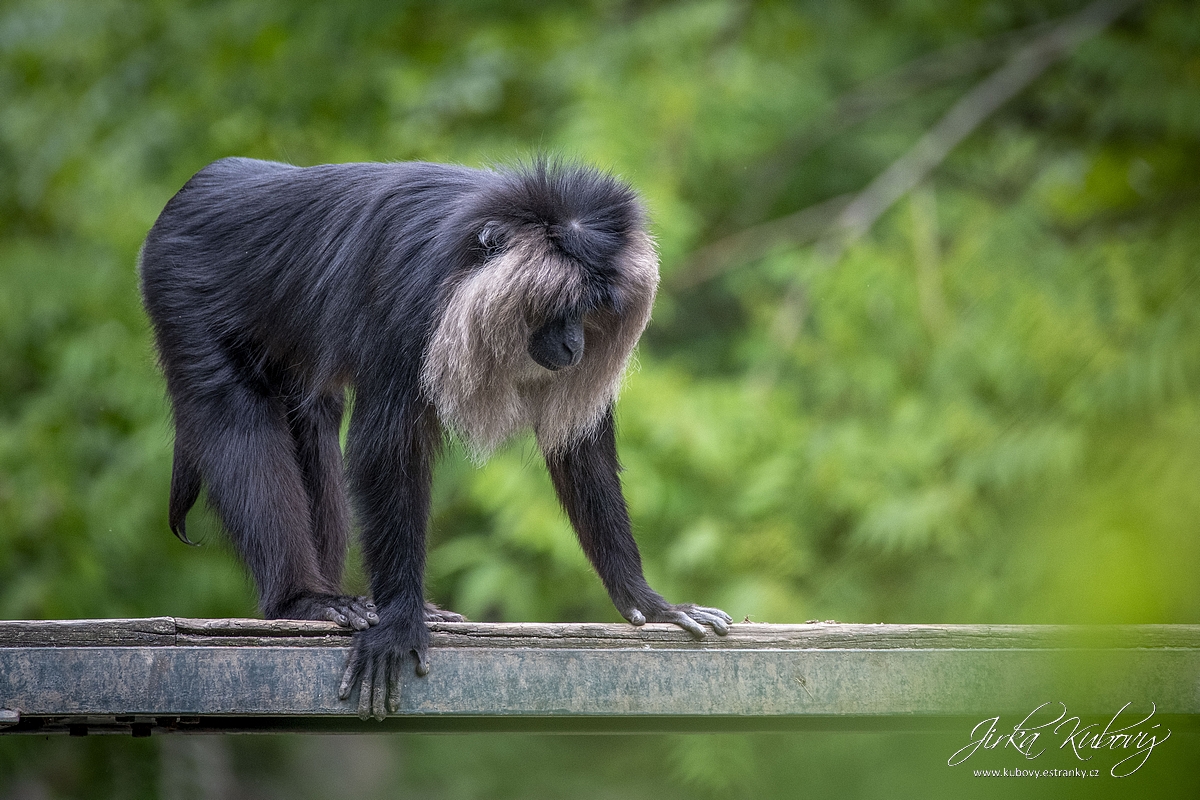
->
[[1, 0, 1198, 796]]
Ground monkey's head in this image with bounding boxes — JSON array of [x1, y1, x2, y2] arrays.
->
[[422, 161, 659, 458]]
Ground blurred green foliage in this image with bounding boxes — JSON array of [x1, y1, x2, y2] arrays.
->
[[2, 0, 1199, 796]]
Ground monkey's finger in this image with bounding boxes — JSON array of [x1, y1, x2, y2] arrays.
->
[[387, 661, 403, 713], [371, 662, 389, 721], [356, 660, 376, 721], [694, 606, 733, 624], [325, 608, 350, 628], [691, 609, 731, 635], [346, 612, 371, 631], [628, 609, 646, 626], [668, 611, 707, 640], [414, 648, 430, 677], [678, 604, 733, 633], [339, 651, 363, 701]]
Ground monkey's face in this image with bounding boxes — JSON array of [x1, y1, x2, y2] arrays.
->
[[424, 215, 658, 456], [527, 309, 585, 371], [474, 223, 598, 375]]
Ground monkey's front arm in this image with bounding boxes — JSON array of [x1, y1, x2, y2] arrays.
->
[[337, 394, 440, 720], [545, 408, 732, 637], [339, 400, 730, 721]]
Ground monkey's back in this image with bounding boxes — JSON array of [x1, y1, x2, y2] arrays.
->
[[139, 158, 486, 393]]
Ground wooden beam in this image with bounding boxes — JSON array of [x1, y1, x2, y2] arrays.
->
[[2, 619, 1198, 734]]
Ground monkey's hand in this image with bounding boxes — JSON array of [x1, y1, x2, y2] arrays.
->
[[627, 602, 732, 639], [338, 616, 429, 721]]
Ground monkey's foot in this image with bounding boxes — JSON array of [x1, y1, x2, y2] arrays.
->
[[273, 593, 380, 631], [339, 616, 429, 721], [424, 601, 466, 623], [628, 603, 732, 639]]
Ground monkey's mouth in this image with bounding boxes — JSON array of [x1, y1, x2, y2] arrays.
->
[[528, 347, 583, 372]]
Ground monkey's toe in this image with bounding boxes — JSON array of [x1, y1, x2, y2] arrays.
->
[[423, 601, 467, 623], [274, 593, 379, 630], [326, 596, 379, 630]]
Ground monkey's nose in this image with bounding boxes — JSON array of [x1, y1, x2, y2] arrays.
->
[[561, 334, 584, 366]]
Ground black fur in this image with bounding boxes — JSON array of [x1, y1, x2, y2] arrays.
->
[[139, 157, 731, 720]]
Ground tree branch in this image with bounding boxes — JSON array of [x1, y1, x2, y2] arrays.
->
[[733, 20, 1056, 227], [749, 0, 1145, 388], [830, 0, 1145, 249], [671, 0, 1144, 292]]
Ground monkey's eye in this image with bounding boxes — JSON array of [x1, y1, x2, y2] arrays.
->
[[477, 223, 505, 259]]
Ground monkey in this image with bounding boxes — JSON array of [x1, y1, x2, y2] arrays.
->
[[139, 157, 732, 720]]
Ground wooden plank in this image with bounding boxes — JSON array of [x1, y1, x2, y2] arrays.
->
[[421, 621, 1200, 650], [174, 618, 351, 648], [0, 617, 176, 647], [1, 620, 1198, 734], [11, 616, 1200, 652]]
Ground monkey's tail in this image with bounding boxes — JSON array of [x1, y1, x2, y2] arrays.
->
[[168, 442, 202, 546]]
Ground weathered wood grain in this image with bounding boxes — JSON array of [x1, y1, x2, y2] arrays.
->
[[2, 620, 1198, 734], [0, 618, 176, 647], [14, 618, 1198, 648]]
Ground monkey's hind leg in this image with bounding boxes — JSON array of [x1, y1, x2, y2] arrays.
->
[[287, 392, 379, 631], [292, 390, 463, 628], [179, 381, 348, 625]]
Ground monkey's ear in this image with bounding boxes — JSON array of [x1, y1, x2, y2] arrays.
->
[[477, 222, 505, 259]]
